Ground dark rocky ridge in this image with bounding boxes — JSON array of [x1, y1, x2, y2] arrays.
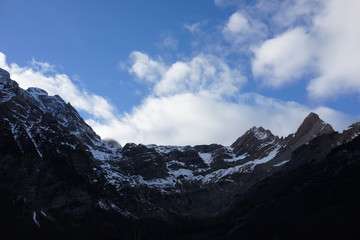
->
[[1, 68, 360, 239]]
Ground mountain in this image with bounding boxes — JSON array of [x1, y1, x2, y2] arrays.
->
[[1, 67, 360, 239]]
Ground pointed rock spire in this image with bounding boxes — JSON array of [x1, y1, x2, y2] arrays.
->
[[294, 112, 334, 140]]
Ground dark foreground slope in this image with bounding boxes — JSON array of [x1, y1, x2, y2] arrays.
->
[[177, 134, 360, 240], [224, 134, 360, 240], [1, 136, 359, 240], [1, 67, 360, 239]]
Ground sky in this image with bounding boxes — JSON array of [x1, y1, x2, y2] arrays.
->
[[1, 0, 360, 146]]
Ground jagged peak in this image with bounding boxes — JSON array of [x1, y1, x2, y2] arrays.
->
[[295, 112, 334, 138], [231, 126, 276, 149], [27, 87, 48, 96], [340, 121, 360, 142], [246, 126, 274, 140], [0, 68, 19, 91], [0, 68, 10, 82], [345, 121, 360, 131]]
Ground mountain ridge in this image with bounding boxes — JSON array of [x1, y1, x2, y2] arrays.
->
[[1, 68, 360, 239]]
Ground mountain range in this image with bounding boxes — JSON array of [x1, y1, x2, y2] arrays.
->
[[1, 67, 360, 239]]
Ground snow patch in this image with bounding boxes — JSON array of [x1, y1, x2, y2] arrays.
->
[[202, 146, 280, 184], [223, 146, 248, 163], [201, 163, 252, 184], [25, 127, 42, 158], [89, 148, 111, 161], [199, 152, 212, 165], [146, 144, 185, 154], [253, 128, 268, 140], [87, 141, 121, 161], [170, 168, 195, 178], [351, 132, 360, 140], [252, 146, 279, 166], [273, 160, 289, 167], [224, 153, 248, 162], [98, 200, 110, 210], [40, 210, 47, 217], [167, 160, 186, 167], [33, 211, 40, 228]]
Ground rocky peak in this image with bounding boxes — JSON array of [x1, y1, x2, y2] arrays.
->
[[270, 112, 335, 166], [0, 69, 103, 157], [231, 126, 277, 145], [339, 121, 360, 143], [250, 126, 274, 140], [295, 112, 334, 138], [0, 68, 18, 94], [291, 112, 334, 145], [0, 68, 10, 81], [27, 87, 48, 96], [230, 126, 279, 158]]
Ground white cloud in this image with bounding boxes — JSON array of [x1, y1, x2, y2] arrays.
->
[[223, 12, 249, 34], [252, 27, 313, 87], [155, 55, 245, 97], [129, 52, 246, 97], [222, 11, 267, 46], [86, 92, 353, 146], [250, 0, 360, 99], [29, 58, 56, 73], [128, 51, 166, 83], [270, 0, 323, 29], [1, 52, 353, 146], [307, 0, 360, 99], [89, 51, 352, 146]]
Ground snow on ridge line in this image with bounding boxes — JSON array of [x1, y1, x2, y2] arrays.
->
[[97, 142, 281, 190], [102, 144, 280, 188], [253, 128, 269, 140], [146, 144, 186, 154], [100, 146, 281, 189], [27, 87, 48, 96]]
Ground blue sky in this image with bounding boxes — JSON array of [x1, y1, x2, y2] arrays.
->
[[1, 0, 359, 145]]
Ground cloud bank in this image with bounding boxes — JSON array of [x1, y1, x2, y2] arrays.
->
[[0, 52, 352, 146]]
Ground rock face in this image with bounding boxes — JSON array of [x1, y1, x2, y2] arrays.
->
[[0, 68, 113, 227], [1, 68, 360, 239]]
